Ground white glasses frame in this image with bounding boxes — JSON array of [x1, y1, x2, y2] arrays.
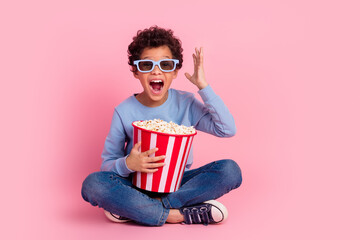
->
[[133, 59, 179, 73]]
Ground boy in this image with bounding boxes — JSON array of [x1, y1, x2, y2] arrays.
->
[[81, 26, 242, 226]]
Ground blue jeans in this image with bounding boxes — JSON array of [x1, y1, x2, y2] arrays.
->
[[81, 159, 242, 226]]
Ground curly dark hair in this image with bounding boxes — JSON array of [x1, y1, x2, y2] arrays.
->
[[128, 26, 183, 72]]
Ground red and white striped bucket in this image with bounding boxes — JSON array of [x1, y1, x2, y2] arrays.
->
[[132, 122, 196, 193]]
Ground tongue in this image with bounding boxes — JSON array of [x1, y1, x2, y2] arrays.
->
[[151, 82, 162, 91]]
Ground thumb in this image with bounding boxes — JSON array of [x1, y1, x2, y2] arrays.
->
[[133, 141, 141, 151], [184, 72, 192, 80]]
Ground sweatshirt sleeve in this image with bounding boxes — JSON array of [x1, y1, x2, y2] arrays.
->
[[100, 109, 135, 177], [191, 85, 236, 137]]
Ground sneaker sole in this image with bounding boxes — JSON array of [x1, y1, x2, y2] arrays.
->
[[204, 200, 228, 223], [104, 210, 130, 223]]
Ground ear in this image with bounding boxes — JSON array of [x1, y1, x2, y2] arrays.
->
[[173, 69, 179, 79], [132, 67, 139, 79], [133, 71, 139, 79]]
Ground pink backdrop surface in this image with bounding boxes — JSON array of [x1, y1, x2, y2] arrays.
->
[[1, 0, 359, 239]]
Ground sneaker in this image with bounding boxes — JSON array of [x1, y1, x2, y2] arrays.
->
[[104, 210, 131, 223], [179, 200, 228, 225]]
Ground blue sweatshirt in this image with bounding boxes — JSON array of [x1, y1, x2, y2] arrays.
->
[[101, 85, 236, 177]]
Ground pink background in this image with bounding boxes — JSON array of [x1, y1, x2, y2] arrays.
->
[[1, 0, 359, 239]]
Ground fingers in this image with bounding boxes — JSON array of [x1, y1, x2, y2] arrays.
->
[[142, 147, 158, 156], [132, 141, 141, 152], [195, 47, 202, 58], [193, 53, 197, 67], [194, 47, 204, 67], [142, 158, 166, 173], [144, 162, 166, 169], [141, 148, 166, 161], [195, 47, 199, 56], [129, 144, 167, 173], [142, 168, 159, 173], [148, 155, 166, 162]]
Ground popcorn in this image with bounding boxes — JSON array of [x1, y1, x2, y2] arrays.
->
[[133, 119, 196, 135]]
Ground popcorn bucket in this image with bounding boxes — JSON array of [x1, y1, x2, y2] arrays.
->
[[131, 122, 197, 193]]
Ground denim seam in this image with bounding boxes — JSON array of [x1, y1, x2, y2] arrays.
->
[[162, 196, 172, 209], [157, 208, 169, 226]]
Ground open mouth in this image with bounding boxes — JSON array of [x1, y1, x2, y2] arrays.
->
[[149, 80, 164, 94]]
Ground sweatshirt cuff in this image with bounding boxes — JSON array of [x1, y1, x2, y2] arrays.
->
[[198, 85, 217, 102], [117, 155, 135, 176]]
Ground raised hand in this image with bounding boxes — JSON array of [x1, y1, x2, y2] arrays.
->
[[126, 142, 166, 173], [185, 47, 209, 90]]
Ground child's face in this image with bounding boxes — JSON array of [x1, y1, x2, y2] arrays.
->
[[133, 45, 178, 107]]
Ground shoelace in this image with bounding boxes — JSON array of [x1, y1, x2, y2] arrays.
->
[[182, 206, 210, 225]]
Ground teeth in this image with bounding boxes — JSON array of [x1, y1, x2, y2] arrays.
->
[[151, 80, 163, 83]]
